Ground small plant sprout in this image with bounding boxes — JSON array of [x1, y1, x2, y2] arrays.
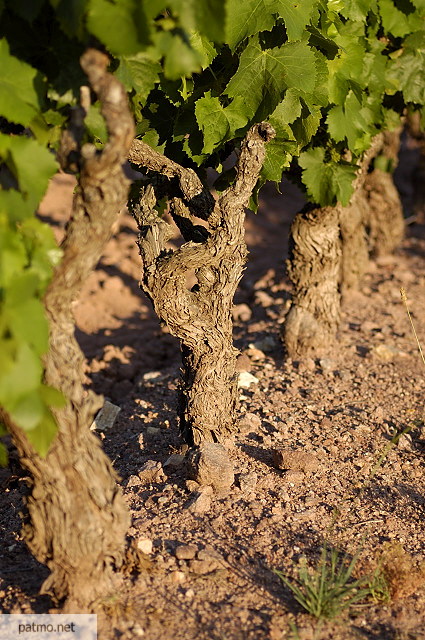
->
[[274, 545, 385, 620]]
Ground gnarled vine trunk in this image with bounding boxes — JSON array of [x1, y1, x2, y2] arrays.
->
[[283, 205, 342, 358], [364, 129, 404, 256], [339, 135, 384, 293], [128, 124, 274, 446], [4, 50, 134, 610], [283, 131, 405, 358]]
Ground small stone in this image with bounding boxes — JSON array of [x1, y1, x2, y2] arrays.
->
[[232, 303, 252, 322], [132, 624, 145, 637], [185, 479, 200, 492], [238, 371, 259, 389], [189, 557, 219, 574], [186, 485, 213, 514], [164, 454, 186, 470], [171, 571, 186, 584], [146, 426, 161, 437], [272, 449, 319, 474], [319, 358, 334, 373], [143, 371, 162, 381], [186, 443, 234, 491], [236, 353, 252, 372], [90, 401, 121, 432], [127, 474, 142, 487], [373, 344, 406, 361], [185, 588, 194, 600], [239, 412, 261, 434], [175, 544, 198, 560], [398, 433, 414, 451], [372, 406, 385, 423], [138, 460, 166, 484], [250, 336, 277, 353], [284, 470, 305, 484], [246, 346, 266, 361], [239, 471, 258, 493], [137, 538, 153, 554]]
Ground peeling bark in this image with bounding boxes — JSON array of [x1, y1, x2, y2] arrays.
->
[[129, 124, 275, 445], [5, 50, 134, 610]]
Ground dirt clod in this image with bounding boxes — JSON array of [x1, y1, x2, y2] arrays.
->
[[272, 449, 320, 474], [138, 460, 166, 484], [186, 443, 234, 491], [175, 544, 198, 561]]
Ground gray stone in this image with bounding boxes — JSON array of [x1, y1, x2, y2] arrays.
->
[[186, 443, 234, 492], [164, 454, 186, 470], [90, 401, 120, 432]]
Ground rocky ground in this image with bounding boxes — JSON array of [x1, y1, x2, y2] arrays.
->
[[0, 139, 425, 639]]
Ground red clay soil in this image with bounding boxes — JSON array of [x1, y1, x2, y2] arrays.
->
[[0, 142, 425, 640]]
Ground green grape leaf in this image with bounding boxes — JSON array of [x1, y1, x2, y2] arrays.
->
[[115, 52, 161, 105], [0, 39, 41, 126], [290, 106, 322, 148], [195, 93, 249, 154], [19, 219, 63, 290], [271, 88, 303, 125], [194, 0, 226, 43], [85, 103, 108, 144], [0, 443, 7, 467], [9, 391, 44, 431], [275, 0, 317, 40], [50, 0, 88, 38], [154, 32, 202, 79], [4, 272, 39, 306], [225, 0, 275, 50], [299, 147, 356, 205], [6, 298, 49, 356], [261, 92, 300, 181], [340, 0, 373, 20], [0, 221, 27, 286], [332, 163, 358, 205], [0, 134, 58, 217], [0, 343, 43, 406], [190, 32, 217, 69], [379, 0, 411, 37], [11, 0, 45, 21], [24, 408, 58, 457], [225, 37, 317, 120], [327, 91, 374, 151], [387, 52, 425, 104], [87, 0, 150, 56]]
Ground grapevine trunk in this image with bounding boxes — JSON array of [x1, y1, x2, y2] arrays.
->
[[130, 124, 274, 446], [283, 205, 342, 358], [5, 50, 134, 609]]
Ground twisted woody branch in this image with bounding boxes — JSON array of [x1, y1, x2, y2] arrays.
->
[[129, 123, 275, 445]]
